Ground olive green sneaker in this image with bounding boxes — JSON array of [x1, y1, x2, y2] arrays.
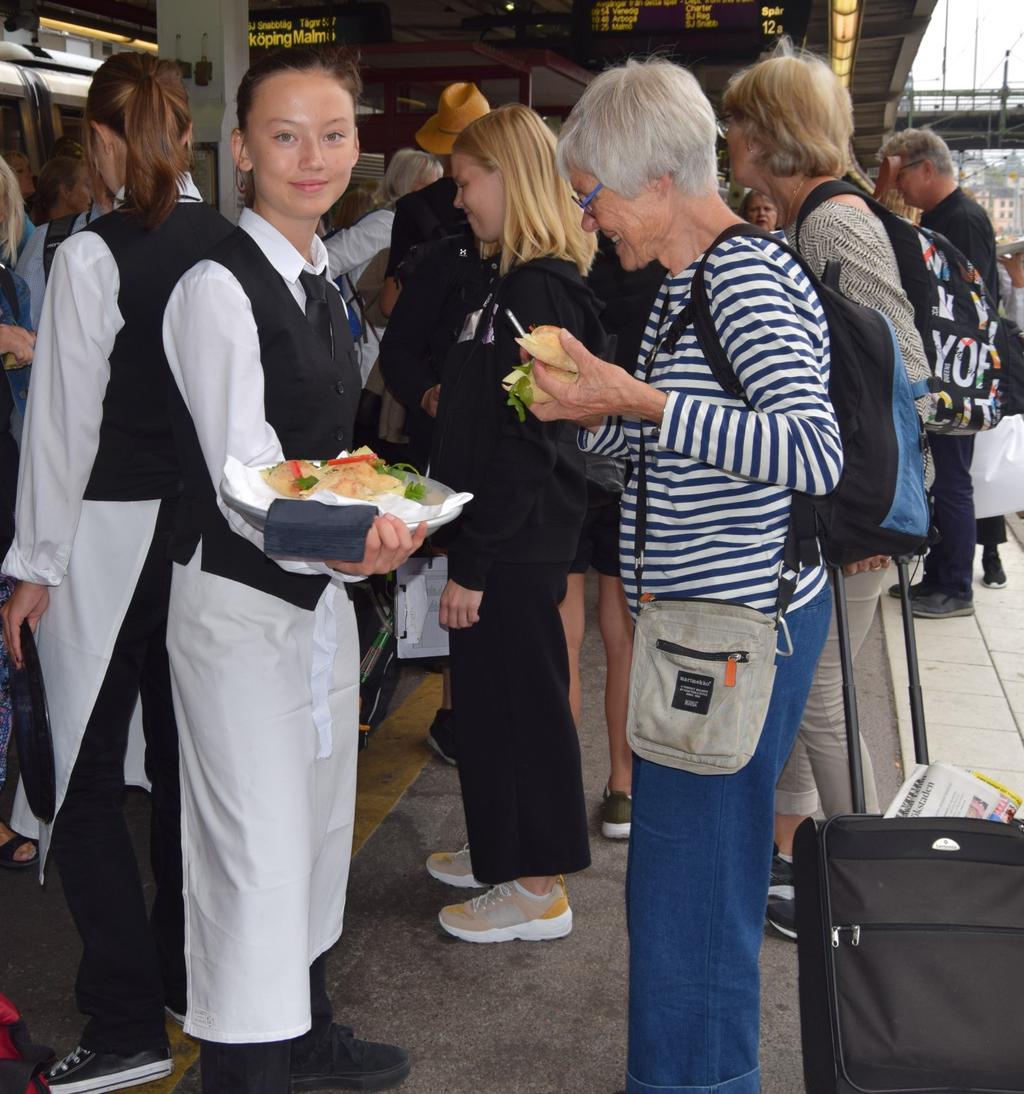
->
[[601, 787, 631, 840]]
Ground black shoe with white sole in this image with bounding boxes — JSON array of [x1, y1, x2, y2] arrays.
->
[[982, 548, 1007, 589], [47, 1045, 172, 1093], [766, 897, 797, 941]]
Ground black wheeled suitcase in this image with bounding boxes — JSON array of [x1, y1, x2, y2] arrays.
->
[[793, 558, 1024, 1094]]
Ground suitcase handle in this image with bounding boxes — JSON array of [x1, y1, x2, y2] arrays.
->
[[833, 556, 929, 815]]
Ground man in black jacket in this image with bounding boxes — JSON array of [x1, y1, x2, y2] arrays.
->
[[883, 127, 1006, 612]]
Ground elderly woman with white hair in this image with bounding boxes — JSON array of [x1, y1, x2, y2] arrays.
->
[[530, 57, 842, 1094]]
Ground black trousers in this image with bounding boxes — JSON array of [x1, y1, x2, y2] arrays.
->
[[49, 499, 182, 1055], [199, 955, 333, 1094], [977, 515, 1007, 548], [449, 560, 591, 884]]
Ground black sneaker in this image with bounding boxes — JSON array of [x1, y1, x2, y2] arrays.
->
[[291, 1024, 410, 1091], [767, 849, 794, 904], [766, 897, 797, 941], [47, 1045, 172, 1092], [982, 548, 1007, 589], [911, 590, 974, 619], [887, 579, 936, 600], [425, 708, 456, 766]]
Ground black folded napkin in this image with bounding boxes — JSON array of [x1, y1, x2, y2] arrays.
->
[[263, 498, 378, 561], [11, 622, 55, 823]]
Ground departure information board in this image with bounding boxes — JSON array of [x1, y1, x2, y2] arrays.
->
[[575, 0, 811, 59], [248, 4, 391, 51]]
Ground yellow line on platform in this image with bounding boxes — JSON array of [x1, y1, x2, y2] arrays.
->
[[157, 674, 441, 1089], [353, 674, 442, 855]]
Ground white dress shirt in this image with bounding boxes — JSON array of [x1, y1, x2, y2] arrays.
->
[[4, 178, 202, 586], [163, 207, 359, 582]]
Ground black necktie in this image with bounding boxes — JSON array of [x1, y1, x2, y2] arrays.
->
[[298, 269, 334, 355]]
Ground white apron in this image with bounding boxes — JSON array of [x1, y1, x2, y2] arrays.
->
[[167, 550, 359, 1044], [11, 500, 160, 870]]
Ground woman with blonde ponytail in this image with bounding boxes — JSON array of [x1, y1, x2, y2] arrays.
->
[[1, 51, 232, 1094], [425, 104, 608, 942]]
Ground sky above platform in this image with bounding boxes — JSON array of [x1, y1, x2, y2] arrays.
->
[[912, 0, 1023, 91]]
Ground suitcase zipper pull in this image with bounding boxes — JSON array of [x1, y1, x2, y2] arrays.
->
[[831, 924, 861, 947]]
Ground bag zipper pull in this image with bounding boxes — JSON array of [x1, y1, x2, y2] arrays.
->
[[724, 653, 741, 687]]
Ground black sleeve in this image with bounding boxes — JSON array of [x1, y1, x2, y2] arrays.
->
[[378, 243, 451, 410], [445, 271, 589, 590], [385, 197, 419, 279]]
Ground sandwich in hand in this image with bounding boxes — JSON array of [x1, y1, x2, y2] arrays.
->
[[502, 325, 578, 421]]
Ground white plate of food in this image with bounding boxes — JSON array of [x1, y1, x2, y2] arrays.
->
[[220, 449, 472, 536]]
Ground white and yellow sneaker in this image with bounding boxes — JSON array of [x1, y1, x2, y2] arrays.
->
[[439, 876, 572, 943], [426, 845, 483, 888]]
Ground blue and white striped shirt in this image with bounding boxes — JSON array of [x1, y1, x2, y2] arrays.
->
[[583, 234, 842, 617]]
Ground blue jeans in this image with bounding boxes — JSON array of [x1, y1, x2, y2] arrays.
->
[[625, 585, 832, 1094]]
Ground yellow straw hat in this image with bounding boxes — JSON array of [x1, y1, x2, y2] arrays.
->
[[415, 82, 491, 155]]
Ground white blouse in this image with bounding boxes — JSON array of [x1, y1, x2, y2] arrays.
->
[[4, 177, 203, 586]]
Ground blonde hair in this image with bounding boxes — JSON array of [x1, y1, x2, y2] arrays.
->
[[723, 44, 852, 179], [0, 156, 25, 263], [454, 104, 595, 277]]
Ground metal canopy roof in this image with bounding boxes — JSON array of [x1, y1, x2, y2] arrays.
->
[[805, 0, 938, 168], [10, 0, 939, 163]]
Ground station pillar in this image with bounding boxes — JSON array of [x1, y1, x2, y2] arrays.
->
[[156, 0, 248, 216]]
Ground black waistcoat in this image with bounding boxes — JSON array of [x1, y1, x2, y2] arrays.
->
[[82, 201, 233, 501], [169, 227, 362, 611]]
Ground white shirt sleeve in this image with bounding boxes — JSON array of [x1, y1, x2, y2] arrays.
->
[[323, 210, 394, 281], [3, 232, 122, 585], [162, 261, 347, 580]]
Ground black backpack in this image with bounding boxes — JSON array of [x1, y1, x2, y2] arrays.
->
[[681, 223, 930, 568], [797, 181, 1007, 434], [42, 212, 77, 282]]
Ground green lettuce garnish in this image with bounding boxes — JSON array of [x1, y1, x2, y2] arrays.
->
[[377, 460, 428, 502], [505, 367, 535, 423], [294, 475, 319, 491]]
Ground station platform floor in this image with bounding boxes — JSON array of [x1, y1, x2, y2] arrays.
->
[[3, 520, 1022, 1094]]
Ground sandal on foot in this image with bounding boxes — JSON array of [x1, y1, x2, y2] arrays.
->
[[0, 833, 38, 870]]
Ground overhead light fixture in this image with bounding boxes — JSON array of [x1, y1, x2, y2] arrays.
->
[[829, 0, 862, 88], [505, 2, 516, 10], [39, 16, 158, 54]]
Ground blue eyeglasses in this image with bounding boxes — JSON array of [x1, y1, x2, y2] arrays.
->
[[572, 182, 603, 213]]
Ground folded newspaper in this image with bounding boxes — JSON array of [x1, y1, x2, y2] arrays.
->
[[884, 762, 1022, 822]]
